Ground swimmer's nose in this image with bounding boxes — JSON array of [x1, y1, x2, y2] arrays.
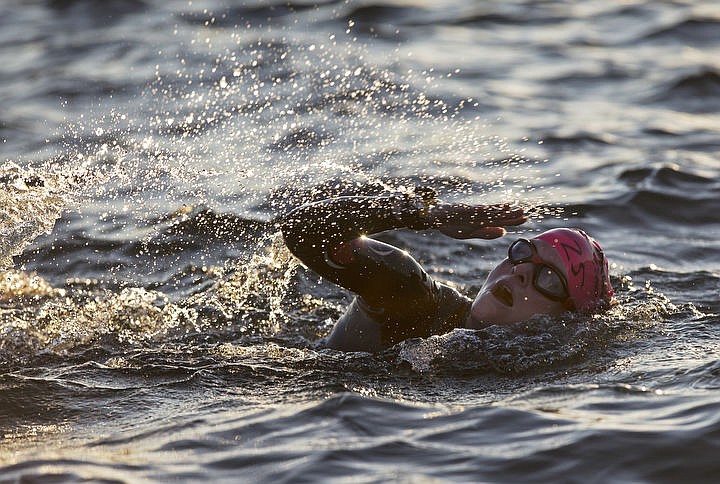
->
[[512, 262, 533, 287]]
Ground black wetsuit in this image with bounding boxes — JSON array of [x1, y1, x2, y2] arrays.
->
[[281, 195, 471, 352]]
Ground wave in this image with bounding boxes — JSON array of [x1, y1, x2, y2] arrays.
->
[[0, 249, 676, 378], [649, 69, 720, 112], [559, 165, 720, 225], [393, 277, 675, 375], [45, 0, 149, 24], [537, 131, 619, 148], [345, 3, 566, 28], [21, 207, 267, 268], [3, 386, 720, 482], [440, 10, 562, 27], [0, 234, 296, 371], [618, 165, 717, 190], [177, 0, 342, 27], [147, 206, 267, 242], [342, 3, 426, 34], [616, 165, 720, 223], [644, 17, 720, 44]]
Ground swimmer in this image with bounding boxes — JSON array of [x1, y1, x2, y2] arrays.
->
[[280, 188, 614, 352]]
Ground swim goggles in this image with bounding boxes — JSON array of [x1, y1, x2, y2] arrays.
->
[[508, 238, 572, 307]]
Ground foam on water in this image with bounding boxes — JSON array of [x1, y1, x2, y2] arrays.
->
[[0, 164, 68, 268]]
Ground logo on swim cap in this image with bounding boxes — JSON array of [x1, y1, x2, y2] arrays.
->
[[534, 228, 614, 313]]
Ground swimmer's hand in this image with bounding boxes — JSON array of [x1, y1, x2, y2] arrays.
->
[[427, 202, 526, 239]]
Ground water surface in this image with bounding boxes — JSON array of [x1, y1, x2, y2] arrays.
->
[[1, 0, 719, 482]]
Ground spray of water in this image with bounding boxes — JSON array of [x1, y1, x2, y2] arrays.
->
[[0, 10, 568, 367]]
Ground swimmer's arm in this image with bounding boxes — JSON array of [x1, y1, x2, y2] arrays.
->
[[281, 194, 430, 257], [427, 202, 526, 240], [280, 193, 525, 295], [280, 192, 525, 272], [280, 194, 426, 280]]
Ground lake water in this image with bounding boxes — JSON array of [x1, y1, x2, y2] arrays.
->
[[1, 0, 719, 482]]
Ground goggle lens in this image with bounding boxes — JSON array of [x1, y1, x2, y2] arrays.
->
[[508, 239, 534, 262], [508, 239, 570, 303], [535, 265, 568, 300]]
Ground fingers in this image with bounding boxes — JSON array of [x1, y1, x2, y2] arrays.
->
[[448, 204, 525, 228], [470, 227, 507, 239], [439, 224, 507, 240], [472, 204, 526, 225], [431, 202, 528, 240]]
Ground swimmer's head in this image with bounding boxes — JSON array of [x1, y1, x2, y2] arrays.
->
[[534, 228, 614, 313], [468, 228, 613, 327]]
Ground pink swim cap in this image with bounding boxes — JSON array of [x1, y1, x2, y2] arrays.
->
[[534, 228, 614, 313]]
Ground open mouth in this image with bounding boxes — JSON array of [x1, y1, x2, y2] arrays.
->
[[491, 284, 514, 307]]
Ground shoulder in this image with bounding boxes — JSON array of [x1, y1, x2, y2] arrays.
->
[[431, 283, 472, 334]]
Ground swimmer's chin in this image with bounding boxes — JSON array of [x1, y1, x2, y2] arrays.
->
[[467, 290, 513, 329], [465, 315, 490, 329], [465, 300, 492, 329]]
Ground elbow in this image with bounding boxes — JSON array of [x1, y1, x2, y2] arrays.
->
[[279, 221, 303, 259], [279, 208, 316, 260]]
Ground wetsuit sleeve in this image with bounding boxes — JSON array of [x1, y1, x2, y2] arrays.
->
[[280, 194, 455, 345], [280, 194, 433, 288]]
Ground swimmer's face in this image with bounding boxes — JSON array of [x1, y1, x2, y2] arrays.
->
[[467, 238, 569, 328]]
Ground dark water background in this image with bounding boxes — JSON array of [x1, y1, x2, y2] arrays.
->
[[1, 0, 719, 482]]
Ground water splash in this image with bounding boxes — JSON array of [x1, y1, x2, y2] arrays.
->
[[395, 277, 681, 375], [0, 10, 568, 369], [0, 163, 68, 268], [0, 270, 64, 302], [0, 233, 303, 369], [186, 232, 300, 336], [117, 12, 561, 219]]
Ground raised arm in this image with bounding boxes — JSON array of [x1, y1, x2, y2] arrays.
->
[[280, 192, 432, 283], [280, 190, 525, 299]]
